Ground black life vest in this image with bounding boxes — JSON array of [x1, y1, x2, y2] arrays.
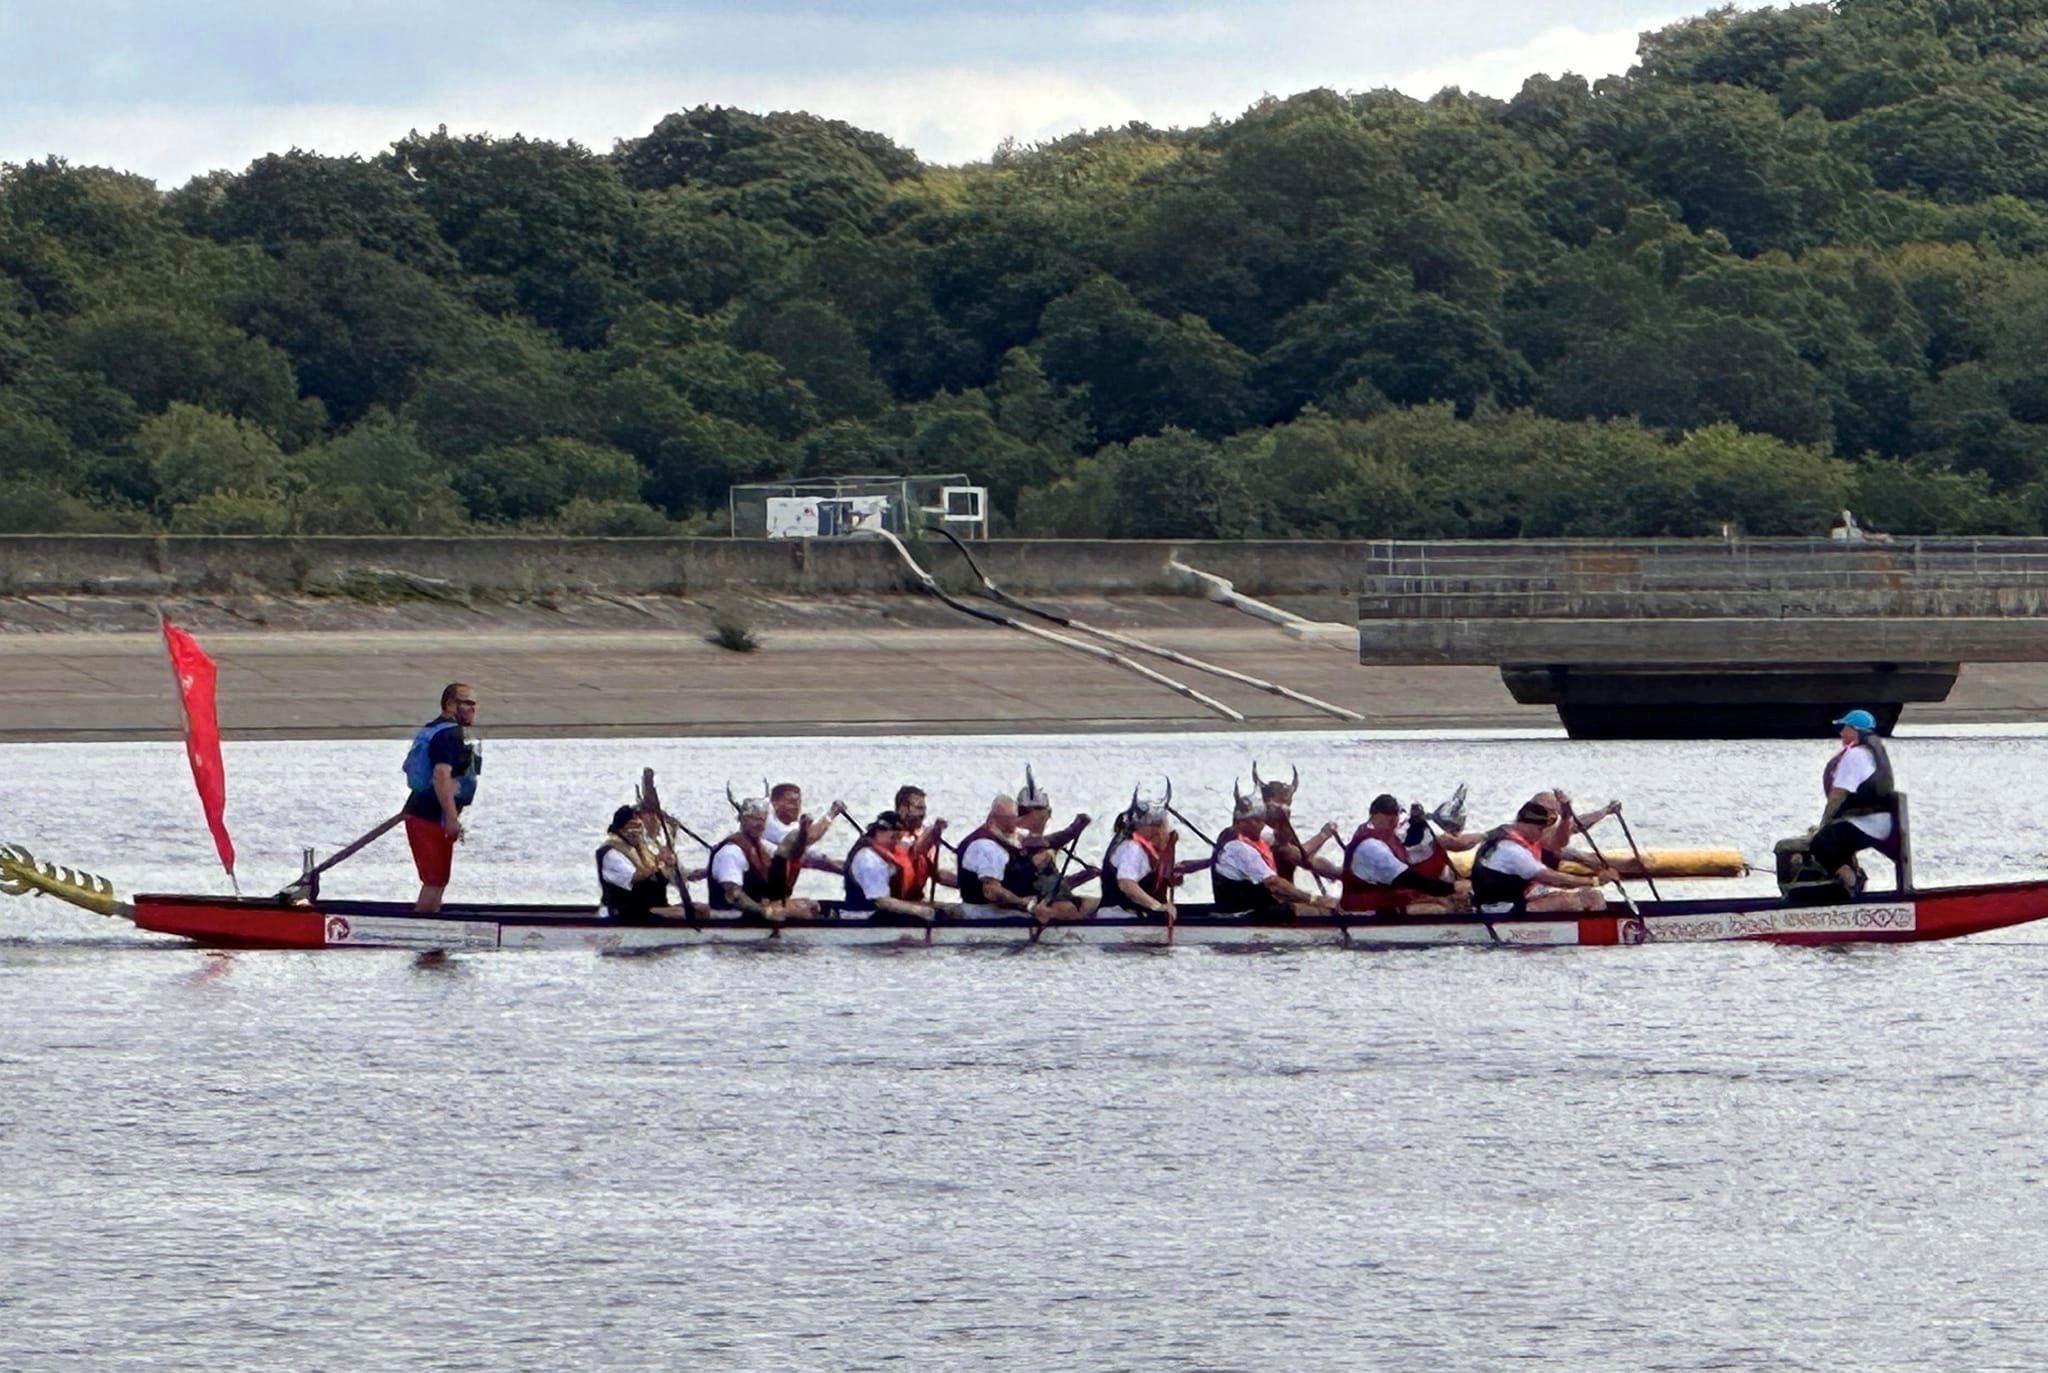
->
[[1823, 738, 1896, 819], [707, 833, 790, 911], [1471, 826, 1542, 913], [595, 841, 671, 923], [1211, 832, 1284, 914], [1099, 831, 1173, 911], [957, 824, 1039, 904]]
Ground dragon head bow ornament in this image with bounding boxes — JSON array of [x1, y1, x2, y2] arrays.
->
[[0, 844, 123, 917]]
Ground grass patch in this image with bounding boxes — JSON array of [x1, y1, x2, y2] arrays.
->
[[708, 602, 760, 653]]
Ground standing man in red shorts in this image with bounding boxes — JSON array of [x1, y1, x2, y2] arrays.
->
[[402, 683, 480, 911]]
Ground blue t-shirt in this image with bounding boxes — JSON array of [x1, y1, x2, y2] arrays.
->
[[402, 720, 474, 819]]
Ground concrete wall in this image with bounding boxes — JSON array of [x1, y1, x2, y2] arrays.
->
[[0, 534, 1395, 600], [11, 533, 2048, 603]]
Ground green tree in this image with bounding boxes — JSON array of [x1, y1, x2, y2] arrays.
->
[[452, 437, 643, 524], [1037, 276, 1255, 443], [137, 403, 285, 513], [291, 415, 466, 532]]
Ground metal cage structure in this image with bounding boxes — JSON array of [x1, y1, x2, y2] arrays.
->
[[728, 474, 988, 540]]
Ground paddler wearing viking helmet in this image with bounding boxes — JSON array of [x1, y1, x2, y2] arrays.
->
[[1101, 793, 1178, 919], [1010, 766, 1100, 920], [1254, 762, 1342, 884], [707, 791, 820, 919], [1210, 781, 1335, 916]]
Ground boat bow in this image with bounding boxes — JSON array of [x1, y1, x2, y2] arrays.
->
[[0, 844, 129, 920]]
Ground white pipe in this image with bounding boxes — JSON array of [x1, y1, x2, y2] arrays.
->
[[1166, 559, 1356, 647], [872, 532, 1246, 722]]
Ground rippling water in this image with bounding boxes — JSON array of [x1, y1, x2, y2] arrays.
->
[[7, 730, 2048, 1370]]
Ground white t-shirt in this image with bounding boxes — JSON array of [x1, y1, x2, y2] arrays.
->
[[1475, 839, 1545, 913], [599, 847, 639, 890], [961, 837, 1013, 898], [848, 847, 895, 901], [1830, 746, 1895, 841], [1110, 838, 1155, 886], [762, 814, 794, 846], [710, 844, 752, 891], [1214, 837, 1276, 885], [1349, 835, 1407, 886]]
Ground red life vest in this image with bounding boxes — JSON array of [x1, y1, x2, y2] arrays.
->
[[874, 837, 917, 898], [1339, 821, 1411, 913], [894, 833, 934, 901]]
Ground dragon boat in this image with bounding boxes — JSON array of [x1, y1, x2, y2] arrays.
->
[[6, 842, 2047, 952]]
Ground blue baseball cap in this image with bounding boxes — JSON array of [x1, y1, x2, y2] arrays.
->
[[1832, 709, 1877, 731]]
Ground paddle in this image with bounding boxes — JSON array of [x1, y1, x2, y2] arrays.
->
[[637, 769, 696, 918], [1561, 799, 1640, 918], [1416, 811, 1500, 945], [1613, 808, 1663, 902]]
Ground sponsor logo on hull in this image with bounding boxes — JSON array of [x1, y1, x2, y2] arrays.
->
[[322, 915, 500, 950], [1644, 902, 1915, 943]]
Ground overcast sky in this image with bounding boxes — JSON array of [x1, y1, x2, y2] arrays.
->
[[1, 1, 1732, 187]]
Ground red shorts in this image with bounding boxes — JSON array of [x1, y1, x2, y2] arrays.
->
[[405, 813, 456, 886]]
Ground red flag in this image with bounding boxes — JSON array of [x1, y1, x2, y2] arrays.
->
[[160, 617, 236, 881]]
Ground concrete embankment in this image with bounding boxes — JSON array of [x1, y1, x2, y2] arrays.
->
[[0, 532, 1376, 604], [3, 535, 2047, 741]]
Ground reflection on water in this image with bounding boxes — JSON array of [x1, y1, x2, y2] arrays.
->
[[5, 730, 2048, 1370]]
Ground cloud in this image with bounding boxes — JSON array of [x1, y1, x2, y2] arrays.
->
[[0, 1, 1726, 184]]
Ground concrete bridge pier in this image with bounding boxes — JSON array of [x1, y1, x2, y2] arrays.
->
[[1357, 538, 2048, 738], [1497, 663, 1960, 739]]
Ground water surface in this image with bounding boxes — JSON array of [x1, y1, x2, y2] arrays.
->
[[4, 731, 2047, 1370]]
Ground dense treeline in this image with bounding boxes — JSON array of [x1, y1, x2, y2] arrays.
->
[[10, 0, 2048, 538]]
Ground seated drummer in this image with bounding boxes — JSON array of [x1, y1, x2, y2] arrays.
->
[[1211, 791, 1336, 916], [596, 804, 683, 923], [844, 810, 956, 923], [1338, 794, 1469, 916], [708, 794, 820, 920], [1811, 708, 1896, 896], [1471, 801, 1616, 917]]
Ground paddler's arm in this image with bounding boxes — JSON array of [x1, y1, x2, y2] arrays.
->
[[803, 802, 847, 846], [913, 819, 948, 859], [874, 896, 937, 922], [1534, 864, 1614, 891], [1573, 800, 1621, 831], [1299, 821, 1340, 859], [1116, 875, 1175, 918], [1035, 814, 1092, 851], [1391, 868, 1458, 897], [1819, 787, 1850, 826], [719, 881, 767, 917], [433, 763, 462, 839], [1262, 871, 1335, 911], [974, 874, 1036, 911]]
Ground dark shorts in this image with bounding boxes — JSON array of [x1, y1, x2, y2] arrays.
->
[[1809, 819, 1880, 874], [405, 813, 456, 886]]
